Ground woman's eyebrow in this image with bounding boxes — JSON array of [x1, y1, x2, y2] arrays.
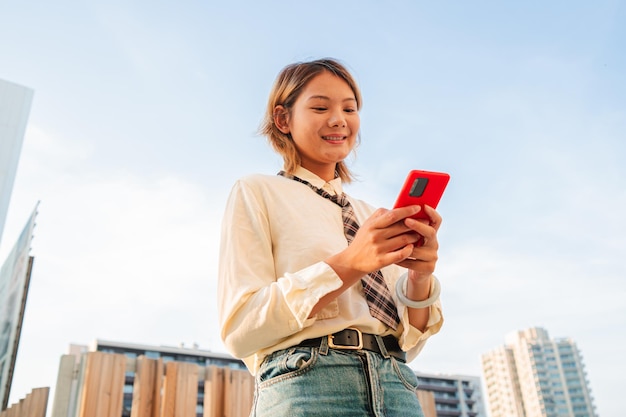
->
[[306, 95, 357, 102]]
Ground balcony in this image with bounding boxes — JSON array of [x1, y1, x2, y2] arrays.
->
[[419, 383, 458, 393], [436, 397, 460, 405], [437, 410, 462, 417]]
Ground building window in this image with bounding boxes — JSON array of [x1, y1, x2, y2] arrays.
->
[[145, 351, 160, 359]]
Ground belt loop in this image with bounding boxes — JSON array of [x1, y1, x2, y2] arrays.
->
[[374, 335, 391, 359], [319, 335, 330, 356]]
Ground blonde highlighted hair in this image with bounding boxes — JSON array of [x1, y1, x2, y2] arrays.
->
[[259, 58, 362, 183]]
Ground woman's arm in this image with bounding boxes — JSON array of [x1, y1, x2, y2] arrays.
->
[[396, 205, 443, 330]]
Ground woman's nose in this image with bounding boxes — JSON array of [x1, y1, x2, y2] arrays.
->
[[328, 110, 346, 127]]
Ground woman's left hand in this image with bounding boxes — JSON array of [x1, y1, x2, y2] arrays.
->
[[396, 205, 441, 279]]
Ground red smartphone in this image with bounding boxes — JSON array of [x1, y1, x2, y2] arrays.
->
[[393, 170, 450, 220]]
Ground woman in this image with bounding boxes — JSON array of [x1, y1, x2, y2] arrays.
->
[[218, 58, 444, 417]]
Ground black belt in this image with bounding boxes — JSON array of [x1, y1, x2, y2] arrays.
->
[[296, 328, 406, 362]]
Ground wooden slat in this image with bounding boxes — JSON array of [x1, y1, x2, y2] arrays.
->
[[203, 366, 224, 417], [160, 362, 177, 417], [108, 352, 127, 417], [223, 369, 232, 417], [78, 352, 102, 416], [226, 369, 237, 417], [223, 369, 254, 417], [161, 362, 198, 417], [131, 356, 163, 417], [240, 370, 254, 416], [77, 352, 126, 417], [177, 362, 199, 417], [238, 369, 254, 417], [416, 389, 437, 417], [27, 387, 49, 417]]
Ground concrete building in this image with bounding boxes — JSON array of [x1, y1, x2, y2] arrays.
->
[[415, 371, 487, 417], [482, 327, 597, 417]]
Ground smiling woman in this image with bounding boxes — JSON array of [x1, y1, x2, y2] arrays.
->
[[217, 58, 445, 417]]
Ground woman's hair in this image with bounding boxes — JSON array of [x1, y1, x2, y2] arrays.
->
[[259, 58, 362, 183]]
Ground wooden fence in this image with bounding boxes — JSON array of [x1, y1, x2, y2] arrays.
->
[[50, 351, 254, 417], [0, 387, 49, 417]]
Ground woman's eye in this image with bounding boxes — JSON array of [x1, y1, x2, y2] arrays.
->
[[344, 108, 356, 113], [311, 107, 327, 111]]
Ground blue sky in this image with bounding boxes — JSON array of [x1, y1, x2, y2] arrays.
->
[[1, 1, 624, 415]]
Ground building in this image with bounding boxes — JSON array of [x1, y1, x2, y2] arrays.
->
[[0, 77, 35, 410], [415, 372, 487, 417], [482, 327, 597, 417], [69, 339, 247, 417], [480, 343, 524, 417], [0, 78, 33, 249]]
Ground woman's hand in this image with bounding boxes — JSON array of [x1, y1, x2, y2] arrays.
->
[[396, 204, 442, 279], [325, 205, 422, 284]]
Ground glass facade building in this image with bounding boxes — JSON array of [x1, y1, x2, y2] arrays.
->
[[0, 78, 33, 249]]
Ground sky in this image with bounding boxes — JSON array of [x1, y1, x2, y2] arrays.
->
[[0, 0, 624, 415]]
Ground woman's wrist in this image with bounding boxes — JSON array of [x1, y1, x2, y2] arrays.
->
[[395, 273, 441, 309], [325, 251, 369, 285]]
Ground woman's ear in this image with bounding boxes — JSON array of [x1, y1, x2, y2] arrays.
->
[[273, 105, 290, 134]]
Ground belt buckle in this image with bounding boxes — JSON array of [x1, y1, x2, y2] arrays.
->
[[328, 328, 363, 350]]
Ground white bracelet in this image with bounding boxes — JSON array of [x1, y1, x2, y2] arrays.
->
[[395, 273, 441, 309]]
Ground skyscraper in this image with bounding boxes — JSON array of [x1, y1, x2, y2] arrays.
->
[[0, 78, 33, 249], [0, 78, 34, 410], [481, 327, 597, 417]]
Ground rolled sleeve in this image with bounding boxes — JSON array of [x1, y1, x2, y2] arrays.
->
[[396, 275, 444, 361], [280, 262, 344, 330]]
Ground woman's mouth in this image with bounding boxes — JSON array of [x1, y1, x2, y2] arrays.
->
[[322, 135, 346, 142]]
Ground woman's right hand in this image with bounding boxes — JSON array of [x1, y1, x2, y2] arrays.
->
[[325, 205, 423, 284]]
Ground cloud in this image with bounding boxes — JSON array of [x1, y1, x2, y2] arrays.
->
[[8, 126, 227, 404]]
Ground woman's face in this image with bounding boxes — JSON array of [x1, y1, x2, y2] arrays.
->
[[278, 71, 360, 181]]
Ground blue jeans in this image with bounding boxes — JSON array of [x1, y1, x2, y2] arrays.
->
[[252, 337, 425, 417]]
